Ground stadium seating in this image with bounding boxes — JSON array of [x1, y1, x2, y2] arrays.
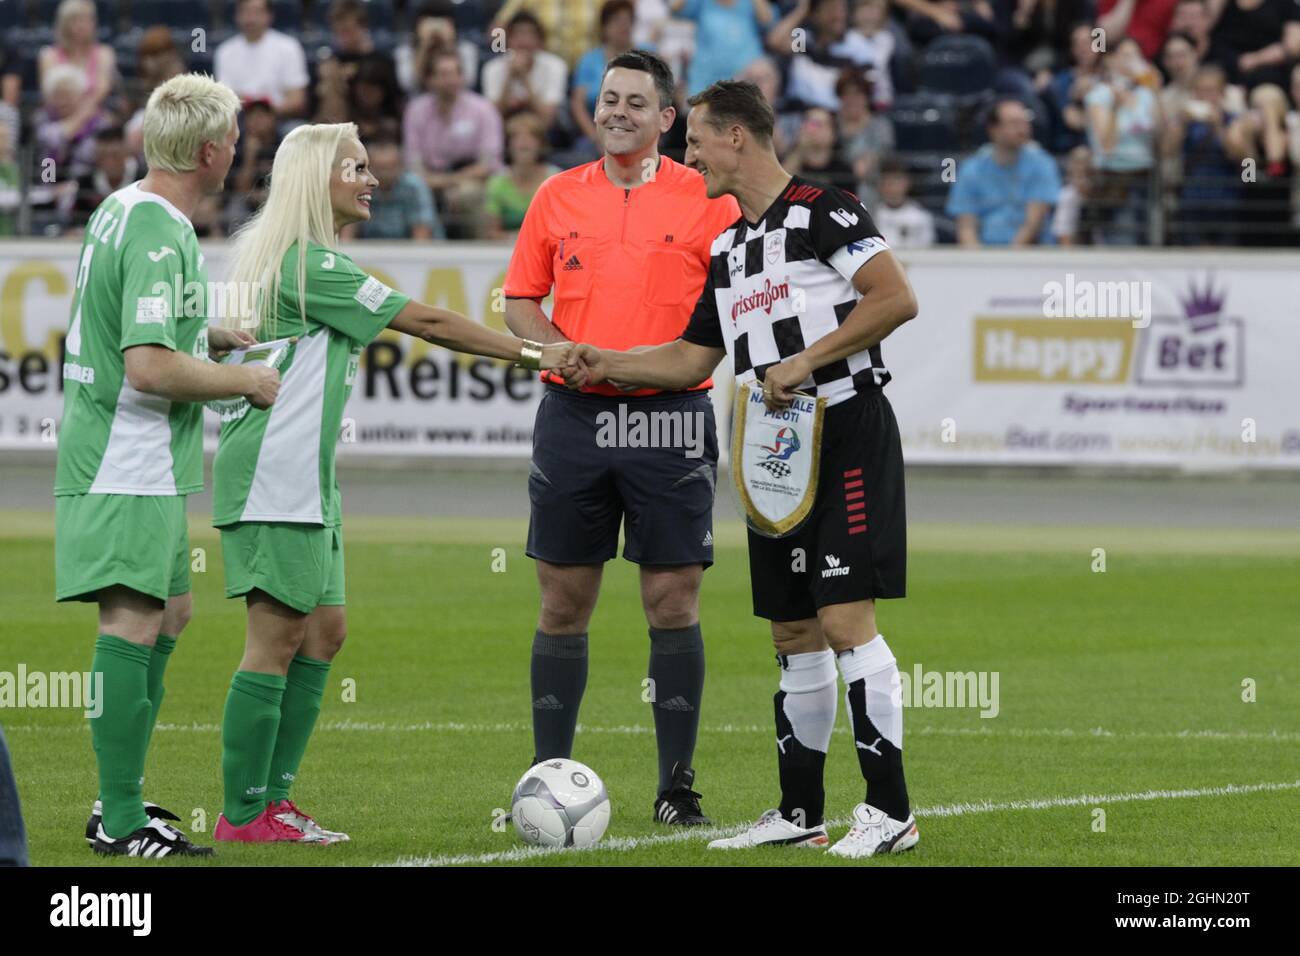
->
[[449, 0, 501, 35], [0, 0, 20, 32], [918, 34, 997, 99], [130, 1, 213, 31], [111, 28, 140, 77], [889, 92, 958, 154], [10, 27, 49, 109]]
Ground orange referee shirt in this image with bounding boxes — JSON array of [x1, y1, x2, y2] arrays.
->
[[504, 155, 740, 396]]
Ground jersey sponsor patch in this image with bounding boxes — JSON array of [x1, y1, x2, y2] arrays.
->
[[135, 296, 169, 324], [353, 275, 393, 314]]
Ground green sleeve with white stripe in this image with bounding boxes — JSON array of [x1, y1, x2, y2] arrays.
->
[[117, 211, 186, 352], [296, 245, 410, 346]]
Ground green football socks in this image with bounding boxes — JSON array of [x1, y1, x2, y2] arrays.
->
[[90, 635, 153, 838], [265, 655, 331, 804], [142, 634, 176, 754], [220, 671, 286, 827], [95, 633, 177, 807]]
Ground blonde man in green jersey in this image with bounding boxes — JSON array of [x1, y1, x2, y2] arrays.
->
[[211, 122, 571, 843], [56, 74, 282, 859]]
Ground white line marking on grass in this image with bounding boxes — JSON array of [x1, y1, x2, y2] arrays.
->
[[12, 721, 1300, 744], [381, 779, 1300, 867]]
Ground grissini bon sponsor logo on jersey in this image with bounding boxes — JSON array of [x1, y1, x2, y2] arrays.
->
[[731, 277, 792, 324]]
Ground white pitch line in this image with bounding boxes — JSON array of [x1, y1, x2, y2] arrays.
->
[[382, 779, 1300, 867], [11, 721, 1300, 744]]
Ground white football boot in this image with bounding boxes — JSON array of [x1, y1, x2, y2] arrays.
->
[[707, 808, 829, 849], [827, 803, 918, 859]]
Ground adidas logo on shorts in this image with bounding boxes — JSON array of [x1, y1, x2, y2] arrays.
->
[[702, 530, 713, 548]]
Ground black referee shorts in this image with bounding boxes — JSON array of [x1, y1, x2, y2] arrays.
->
[[748, 388, 906, 621], [526, 385, 718, 568]]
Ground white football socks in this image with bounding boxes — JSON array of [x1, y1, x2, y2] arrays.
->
[[836, 634, 903, 750], [778, 649, 838, 754]]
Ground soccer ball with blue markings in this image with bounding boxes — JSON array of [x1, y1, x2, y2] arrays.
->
[[511, 759, 611, 848]]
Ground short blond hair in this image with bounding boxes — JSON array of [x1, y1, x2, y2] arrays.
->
[[42, 63, 86, 99], [142, 73, 241, 174]]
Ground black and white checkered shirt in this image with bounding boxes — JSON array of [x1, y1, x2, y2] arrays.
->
[[682, 175, 892, 406]]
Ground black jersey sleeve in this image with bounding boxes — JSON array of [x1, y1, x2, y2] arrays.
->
[[808, 186, 886, 262], [807, 185, 891, 282], [681, 270, 723, 348]]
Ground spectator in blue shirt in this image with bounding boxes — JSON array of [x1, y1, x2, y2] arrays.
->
[[948, 98, 1062, 246], [570, 1, 640, 161], [672, 0, 774, 96], [345, 136, 445, 241], [1082, 39, 1158, 245]]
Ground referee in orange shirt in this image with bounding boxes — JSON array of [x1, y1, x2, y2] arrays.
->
[[503, 50, 739, 825]]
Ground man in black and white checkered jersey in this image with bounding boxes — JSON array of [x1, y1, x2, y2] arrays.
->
[[704, 175, 893, 404], [562, 80, 922, 859]]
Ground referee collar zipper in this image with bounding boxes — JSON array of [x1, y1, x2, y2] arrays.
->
[[622, 188, 630, 244]]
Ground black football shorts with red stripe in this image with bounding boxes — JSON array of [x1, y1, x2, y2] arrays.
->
[[747, 388, 906, 622]]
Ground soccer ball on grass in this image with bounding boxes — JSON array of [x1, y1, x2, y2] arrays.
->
[[511, 759, 610, 848]]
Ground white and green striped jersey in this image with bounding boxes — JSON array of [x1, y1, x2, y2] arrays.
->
[[54, 182, 211, 497], [212, 243, 409, 527]]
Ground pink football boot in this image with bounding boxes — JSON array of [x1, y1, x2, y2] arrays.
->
[[214, 806, 328, 843]]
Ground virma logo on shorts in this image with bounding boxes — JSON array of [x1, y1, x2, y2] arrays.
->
[[821, 554, 851, 577], [595, 404, 707, 458]]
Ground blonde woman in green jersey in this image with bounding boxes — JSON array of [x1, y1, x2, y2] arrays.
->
[[56, 73, 280, 860], [211, 122, 571, 844]]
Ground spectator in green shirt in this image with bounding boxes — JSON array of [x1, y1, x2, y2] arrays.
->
[[485, 111, 559, 239]]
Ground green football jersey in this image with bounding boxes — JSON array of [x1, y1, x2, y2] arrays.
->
[[54, 182, 211, 496], [212, 243, 409, 527]]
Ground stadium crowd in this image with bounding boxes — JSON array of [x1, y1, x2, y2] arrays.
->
[[1, 0, 1298, 245]]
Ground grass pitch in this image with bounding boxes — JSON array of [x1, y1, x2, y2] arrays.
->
[[2, 511, 1298, 867]]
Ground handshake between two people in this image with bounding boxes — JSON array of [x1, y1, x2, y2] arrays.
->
[[530, 342, 620, 391], [534, 340, 806, 411], [558, 343, 615, 391]]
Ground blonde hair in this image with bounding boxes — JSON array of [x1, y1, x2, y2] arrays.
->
[[224, 123, 360, 340], [55, 0, 95, 48], [42, 62, 86, 99], [142, 73, 241, 174]]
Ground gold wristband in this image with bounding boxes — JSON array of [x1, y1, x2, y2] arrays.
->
[[517, 339, 544, 371]]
